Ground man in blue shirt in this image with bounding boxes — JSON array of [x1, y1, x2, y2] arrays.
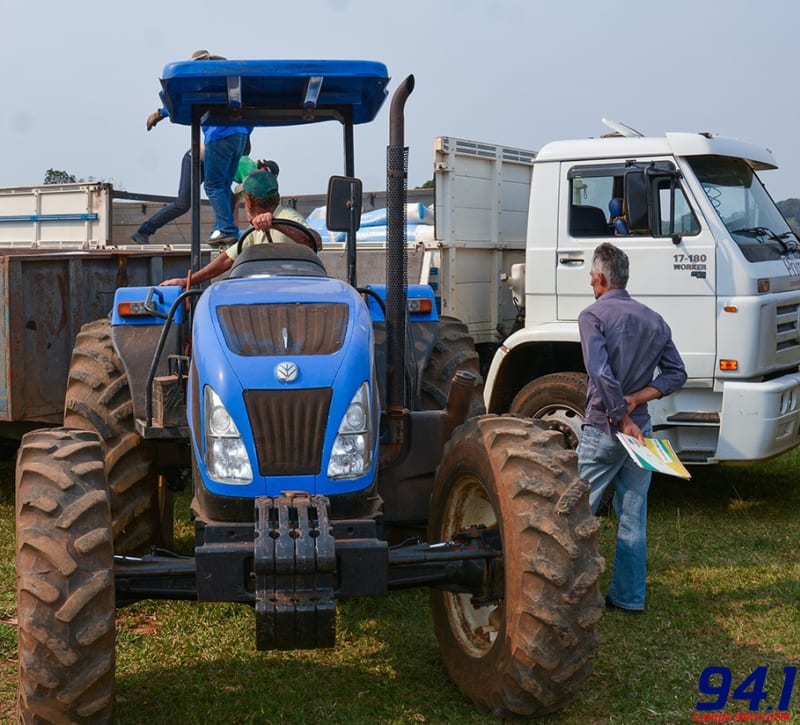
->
[[141, 50, 253, 246], [201, 121, 252, 244], [577, 242, 687, 612]]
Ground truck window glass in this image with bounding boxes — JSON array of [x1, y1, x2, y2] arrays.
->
[[656, 182, 700, 236], [688, 155, 794, 262], [569, 175, 613, 237]]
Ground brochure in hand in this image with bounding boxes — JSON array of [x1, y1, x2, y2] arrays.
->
[[615, 433, 691, 479]]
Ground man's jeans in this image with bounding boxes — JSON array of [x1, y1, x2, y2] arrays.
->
[[577, 423, 653, 611], [138, 150, 200, 236], [204, 132, 248, 237]]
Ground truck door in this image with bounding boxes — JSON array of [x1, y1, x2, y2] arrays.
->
[[555, 161, 717, 380]]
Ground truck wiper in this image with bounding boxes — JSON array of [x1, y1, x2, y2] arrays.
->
[[730, 226, 794, 254], [778, 230, 800, 253]]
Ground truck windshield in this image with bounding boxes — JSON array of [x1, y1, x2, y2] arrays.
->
[[688, 155, 798, 262]]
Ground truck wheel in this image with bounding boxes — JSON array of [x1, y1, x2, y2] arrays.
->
[[64, 318, 172, 554], [509, 372, 587, 449], [428, 415, 604, 718], [421, 316, 485, 417], [16, 427, 115, 724]]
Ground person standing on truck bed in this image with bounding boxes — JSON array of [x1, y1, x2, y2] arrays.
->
[[130, 145, 197, 245], [161, 168, 320, 287], [577, 242, 687, 613], [135, 50, 252, 246], [131, 137, 275, 244]]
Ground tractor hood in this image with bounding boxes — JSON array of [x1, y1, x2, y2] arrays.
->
[[196, 276, 366, 389], [189, 274, 379, 498]]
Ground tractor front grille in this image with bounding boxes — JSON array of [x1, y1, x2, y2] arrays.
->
[[244, 388, 332, 475], [217, 303, 349, 356]]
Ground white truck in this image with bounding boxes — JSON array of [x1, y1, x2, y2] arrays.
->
[[429, 123, 800, 464]]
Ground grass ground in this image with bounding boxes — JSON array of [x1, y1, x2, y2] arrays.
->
[[0, 449, 798, 723]]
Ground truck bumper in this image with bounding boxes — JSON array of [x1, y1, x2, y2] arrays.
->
[[716, 371, 800, 461]]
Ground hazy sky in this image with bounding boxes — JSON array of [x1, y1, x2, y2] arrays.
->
[[2, 0, 799, 202]]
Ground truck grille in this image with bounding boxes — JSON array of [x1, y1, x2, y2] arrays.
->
[[217, 303, 348, 356], [243, 388, 332, 475], [775, 302, 800, 353]]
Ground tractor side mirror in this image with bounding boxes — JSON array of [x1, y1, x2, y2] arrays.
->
[[326, 176, 363, 233]]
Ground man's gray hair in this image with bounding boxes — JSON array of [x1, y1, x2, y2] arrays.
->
[[591, 242, 629, 289]]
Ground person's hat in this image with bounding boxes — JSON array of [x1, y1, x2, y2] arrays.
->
[[191, 49, 226, 60], [242, 170, 279, 200], [258, 159, 280, 176]]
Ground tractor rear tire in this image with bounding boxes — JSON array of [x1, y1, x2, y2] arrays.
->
[[428, 415, 605, 718], [16, 427, 115, 724], [509, 372, 587, 450], [421, 315, 485, 417], [64, 317, 172, 554]]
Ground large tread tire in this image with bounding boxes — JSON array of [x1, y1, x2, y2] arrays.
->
[[16, 427, 115, 724], [421, 316, 485, 417], [63, 317, 172, 555], [509, 372, 587, 450], [428, 415, 605, 718]]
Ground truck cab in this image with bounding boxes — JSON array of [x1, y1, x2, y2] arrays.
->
[[482, 125, 800, 463]]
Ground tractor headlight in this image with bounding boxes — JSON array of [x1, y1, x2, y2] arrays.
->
[[204, 386, 253, 484], [327, 382, 372, 480]]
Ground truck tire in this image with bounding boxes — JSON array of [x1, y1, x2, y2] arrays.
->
[[421, 316, 485, 417], [16, 427, 116, 724], [64, 318, 172, 554], [428, 415, 604, 718], [509, 372, 587, 449]]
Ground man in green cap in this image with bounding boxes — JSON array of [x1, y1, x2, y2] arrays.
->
[[162, 169, 321, 287]]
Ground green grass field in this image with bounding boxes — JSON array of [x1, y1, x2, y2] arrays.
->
[[0, 449, 798, 724]]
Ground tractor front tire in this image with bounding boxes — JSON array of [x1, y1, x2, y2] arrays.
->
[[16, 428, 116, 724], [64, 317, 172, 554], [428, 415, 605, 718], [421, 315, 485, 417]]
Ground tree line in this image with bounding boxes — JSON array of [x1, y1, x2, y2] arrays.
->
[[777, 199, 800, 235]]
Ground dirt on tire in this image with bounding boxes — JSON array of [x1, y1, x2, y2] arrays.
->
[[16, 427, 116, 723], [64, 317, 171, 554], [428, 414, 605, 717]]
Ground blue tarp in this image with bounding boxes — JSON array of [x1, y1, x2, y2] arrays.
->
[[306, 203, 433, 245]]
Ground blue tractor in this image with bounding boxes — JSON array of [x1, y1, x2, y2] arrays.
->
[[14, 60, 604, 721]]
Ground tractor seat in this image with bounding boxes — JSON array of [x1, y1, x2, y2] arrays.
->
[[228, 243, 328, 279]]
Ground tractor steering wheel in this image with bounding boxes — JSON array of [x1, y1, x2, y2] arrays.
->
[[235, 219, 320, 256]]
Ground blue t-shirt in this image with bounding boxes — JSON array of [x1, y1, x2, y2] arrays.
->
[[202, 124, 253, 144], [156, 107, 252, 144]]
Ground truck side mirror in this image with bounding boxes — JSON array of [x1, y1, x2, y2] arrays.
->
[[623, 169, 650, 234], [624, 163, 683, 239], [326, 176, 363, 233]]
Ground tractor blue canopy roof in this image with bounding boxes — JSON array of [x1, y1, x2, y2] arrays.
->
[[159, 59, 390, 127]]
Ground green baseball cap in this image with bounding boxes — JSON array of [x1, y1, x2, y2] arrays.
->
[[242, 170, 279, 200]]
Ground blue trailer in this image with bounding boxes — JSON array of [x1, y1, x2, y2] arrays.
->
[[14, 59, 603, 721]]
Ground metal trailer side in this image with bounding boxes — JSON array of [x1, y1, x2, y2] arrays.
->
[[431, 136, 537, 355], [0, 248, 207, 433]]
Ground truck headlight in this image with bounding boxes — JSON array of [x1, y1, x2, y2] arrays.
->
[[204, 386, 253, 484], [327, 382, 372, 480]]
